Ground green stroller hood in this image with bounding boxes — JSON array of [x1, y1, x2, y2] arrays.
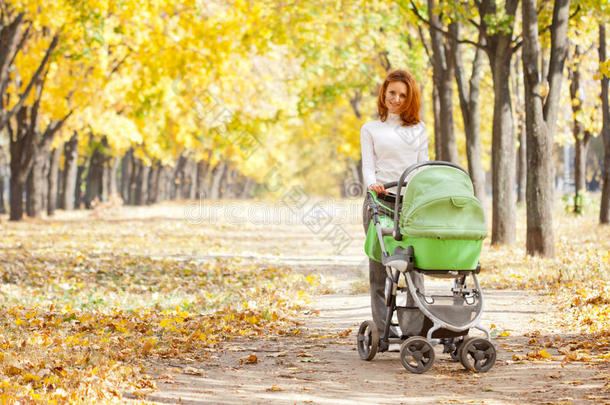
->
[[398, 166, 487, 240]]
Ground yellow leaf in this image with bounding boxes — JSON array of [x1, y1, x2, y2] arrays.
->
[[538, 349, 551, 359], [22, 373, 41, 382]]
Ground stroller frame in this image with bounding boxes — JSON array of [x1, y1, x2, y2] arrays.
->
[[357, 161, 496, 373]]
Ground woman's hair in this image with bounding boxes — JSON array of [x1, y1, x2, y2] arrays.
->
[[377, 69, 421, 126]]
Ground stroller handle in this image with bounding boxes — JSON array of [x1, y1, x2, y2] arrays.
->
[[392, 161, 469, 241]]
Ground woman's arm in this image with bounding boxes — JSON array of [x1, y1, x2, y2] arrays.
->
[[360, 124, 377, 188], [416, 124, 429, 162]]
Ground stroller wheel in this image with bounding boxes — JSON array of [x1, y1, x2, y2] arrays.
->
[[400, 337, 435, 374], [459, 337, 496, 373], [357, 320, 379, 361]]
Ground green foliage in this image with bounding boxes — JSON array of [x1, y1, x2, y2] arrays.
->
[[483, 11, 515, 35], [562, 190, 596, 215]]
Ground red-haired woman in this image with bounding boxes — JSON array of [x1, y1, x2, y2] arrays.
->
[[361, 69, 428, 338]]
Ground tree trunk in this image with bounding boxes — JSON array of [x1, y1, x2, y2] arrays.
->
[[85, 147, 105, 208], [517, 116, 527, 204], [25, 165, 34, 216], [522, 0, 570, 257], [108, 157, 119, 198], [0, 177, 5, 215], [128, 157, 140, 205], [240, 178, 255, 199], [134, 161, 149, 205], [101, 160, 109, 203], [600, 24, 610, 224], [8, 108, 32, 221], [61, 132, 78, 210], [450, 22, 485, 202], [159, 166, 170, 201], [513, 52, 527, 204], [182, 158, 196, 200], [209, 161, 226, 200], [120, 149, 133, 203], [574, 134, 591, 211], [171, 155, 187, 200], [196, 159, 210, 199], [41, 155, 50, 214], [57, 167, 63, 209], [9, 175, 25, 221], [523, 1, 552, 255], [489, 51, 517, 245], [428, 0, 457, 163], [147, 163, 160, 204], [569, 43, 591, 214], [26, 148, 49, 218], [0, 149, 6, 214], [74, 164, 86, 209], [479, 0, 520, 245], [47, 147, 60, 216], [432, 83, 441, 160]]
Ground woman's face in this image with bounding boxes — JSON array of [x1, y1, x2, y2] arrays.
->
[[385, 81, 407, 114]]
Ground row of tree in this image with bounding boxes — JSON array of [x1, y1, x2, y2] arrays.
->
[[0, 140, 253, 217], [401, 0, 610, 258], [0, 0, 609, 260]]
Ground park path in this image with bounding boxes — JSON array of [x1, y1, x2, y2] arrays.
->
[[139, 254, 609, 405]]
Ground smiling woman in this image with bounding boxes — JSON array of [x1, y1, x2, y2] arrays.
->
[[360, 69, 429, 337]]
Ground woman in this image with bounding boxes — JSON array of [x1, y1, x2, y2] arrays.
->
[[361, 69, 428, 337]]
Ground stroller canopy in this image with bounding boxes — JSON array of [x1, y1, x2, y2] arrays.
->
[[399, 166, 487, 240]]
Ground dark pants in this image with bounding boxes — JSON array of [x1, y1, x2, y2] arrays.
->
[[362, 198, 424, 336], [362, 199, 396, 335]]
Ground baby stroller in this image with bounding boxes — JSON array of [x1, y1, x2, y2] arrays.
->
[[357, 161, 496, 373]]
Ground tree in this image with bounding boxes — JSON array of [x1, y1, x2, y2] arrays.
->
[[426, 0, 458, 163], [522, 0, 571, 257], [408, 0, 520, 245], [600, 23, 610, 224], [479, 0, 520, 246], [568, 43, 593, 214], [450, 21, 486, 202], [0, 12, 56, 132], [8, 74, 71, 220]]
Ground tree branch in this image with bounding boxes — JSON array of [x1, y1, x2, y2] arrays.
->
[[42, 109, 73, 148], [512, 40, 523, 53], [417, 25, 433, 64], [0, 33, 59, 131], [8, 22, 30, 68], [407, 0, 486, 50], [538, 5, 580, 36], [0, 13, 25, 99]]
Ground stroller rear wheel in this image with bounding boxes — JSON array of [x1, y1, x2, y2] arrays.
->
[[459, 337, 496, 373], [357, 320, 379, 361], [400, 337, 435, 373]]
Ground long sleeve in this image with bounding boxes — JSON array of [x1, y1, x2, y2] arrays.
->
[[416, 125, 429, 162], [360, 124, 376, 187]]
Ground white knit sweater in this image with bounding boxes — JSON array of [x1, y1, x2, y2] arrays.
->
[[360, 112, 429, 188]]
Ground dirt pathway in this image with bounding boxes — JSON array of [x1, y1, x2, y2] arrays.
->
[[139, 258, 609, 405]]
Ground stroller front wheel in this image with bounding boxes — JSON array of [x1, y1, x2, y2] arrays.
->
[[459, 337, 496, 373], [400, 337, 435, 373], [357, 320, 379, 361]]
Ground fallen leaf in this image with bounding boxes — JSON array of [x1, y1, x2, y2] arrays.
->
[[239, 354, 258, 364]]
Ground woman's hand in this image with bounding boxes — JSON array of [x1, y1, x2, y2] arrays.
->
[[368, 182, 386, 194]]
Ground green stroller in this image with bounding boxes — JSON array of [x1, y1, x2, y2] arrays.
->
[[357, 161, 496, 373]]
